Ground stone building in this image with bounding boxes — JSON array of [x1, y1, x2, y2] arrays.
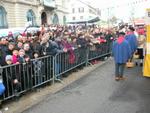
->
[[0, 0, 68, 28]]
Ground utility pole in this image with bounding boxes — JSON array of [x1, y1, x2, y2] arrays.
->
[[107, 7, 110, 29]]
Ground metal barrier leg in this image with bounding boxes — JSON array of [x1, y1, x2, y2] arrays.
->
[[54, 55, 64, 84], [86, 47, 92, 66], [52, 57, 55, 84]]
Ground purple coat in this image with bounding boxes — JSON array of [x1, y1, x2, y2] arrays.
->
[[62, 40, 75, 64]]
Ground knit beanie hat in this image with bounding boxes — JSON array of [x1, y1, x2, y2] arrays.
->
[[5, 55, 12, 61], [19, 49, 25, 53]]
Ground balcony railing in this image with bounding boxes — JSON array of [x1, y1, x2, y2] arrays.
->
[[14, 0, 38, 5], [40, 0, 56, 8]]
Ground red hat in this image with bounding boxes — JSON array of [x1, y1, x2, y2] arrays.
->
[[22, 32, 26, 37], [8, 31, 13, 37]]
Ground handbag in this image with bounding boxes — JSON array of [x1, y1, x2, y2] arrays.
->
[[133, 52, 139, 59], [133, 54, 139, 59], [126, 60, 134, 68]]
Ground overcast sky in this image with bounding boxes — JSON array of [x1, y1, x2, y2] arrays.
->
[[81, 0, 150, 22]]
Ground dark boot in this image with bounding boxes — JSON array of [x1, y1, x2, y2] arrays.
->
[[135, 62, 138, 66], [140, 63, 143, 67], [0, 99, 2, 109]]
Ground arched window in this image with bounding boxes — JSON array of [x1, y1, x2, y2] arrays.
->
[[53, 14, 59, 25], [0, 6, 8, 28], [27, 10, 36, 26], [63, 16, 66, 25]]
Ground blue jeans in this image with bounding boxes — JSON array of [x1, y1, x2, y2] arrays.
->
[[55, 62, 61, 79], [115, 63, 125, 77]]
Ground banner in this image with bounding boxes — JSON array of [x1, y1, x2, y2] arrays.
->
[[143, 25, 150, 77]]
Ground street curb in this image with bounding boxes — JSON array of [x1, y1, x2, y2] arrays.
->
[[2, 58, 111, 113]]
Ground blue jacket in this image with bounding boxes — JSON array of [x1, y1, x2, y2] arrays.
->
[[125, 34, 137, 54], [112, 40, 132, 63]]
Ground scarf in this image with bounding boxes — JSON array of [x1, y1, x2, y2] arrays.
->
[[12, 55, 19, 64], [117, 36, 125, 44], [127, 31, 134, 35]]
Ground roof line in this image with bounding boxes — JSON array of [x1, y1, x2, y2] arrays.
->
[[76, 0, 97, 11]]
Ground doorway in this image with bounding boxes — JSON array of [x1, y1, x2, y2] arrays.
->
[[41, 12, 47, 25]]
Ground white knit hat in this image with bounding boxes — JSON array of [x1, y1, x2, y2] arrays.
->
[[5, 55, 12, 61]]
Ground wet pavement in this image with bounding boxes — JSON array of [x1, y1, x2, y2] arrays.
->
[[22, 60, 150, 113]]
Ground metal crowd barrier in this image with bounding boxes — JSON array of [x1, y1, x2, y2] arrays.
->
[[88, 42, 112, 61], [31, 55, 54, 88], [0, 55, 54, 101], [0, 43, 112, 101], [54, 47, 87, 81]]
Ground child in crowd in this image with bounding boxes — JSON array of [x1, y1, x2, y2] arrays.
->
[[18, 49, 25, 63], [33, 51, 44, 85], [24, 55, 30, 63], [5, 55, 12, 65], [5, 55, 21, 98], [12, 50, 19, 64]]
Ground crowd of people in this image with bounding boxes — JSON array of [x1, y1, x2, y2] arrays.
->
[[0, 25, 115, 66], [0, 24, 115, 101]]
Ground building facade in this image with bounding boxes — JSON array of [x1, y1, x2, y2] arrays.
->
[[67, 0, 100, 24], [0, 0, 68, 29]]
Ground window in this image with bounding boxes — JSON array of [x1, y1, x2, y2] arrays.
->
[[0, 6, 8, 28], [27, 10, 36, 26], [63, 16, 66, 25], [78, 7, 84, 13], [89, 9, 92, 13], [80, 16, 83, 19], [72, 17, 76, 20], [72, 8, 75, 13], [53, 13, 59, 24], [97, 9, 101, 16], [89, 9, 96, 15], [81, 8, 84, 13], [148, 12, 150, 17]]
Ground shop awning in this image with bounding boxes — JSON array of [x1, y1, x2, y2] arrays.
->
[[67, 17, 100, 24], [88, 17, 100, 23]]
